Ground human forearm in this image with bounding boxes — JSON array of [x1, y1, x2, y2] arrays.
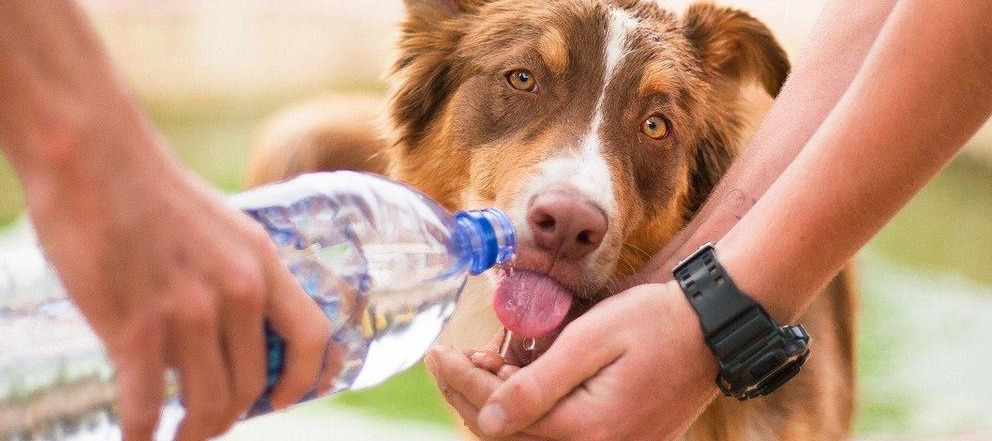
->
[[0, 0, 172, 189], [719, 0, 992, 321], [628, 0, 899, 285]]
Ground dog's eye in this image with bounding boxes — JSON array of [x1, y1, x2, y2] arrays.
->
[[642, 115, 670, 139], [507, 69, 538, 92]]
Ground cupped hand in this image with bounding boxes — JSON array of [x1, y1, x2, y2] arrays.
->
[[26, 158, 334, 441], [426, 282, 719, 441]]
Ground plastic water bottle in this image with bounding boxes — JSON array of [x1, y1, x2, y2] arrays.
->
[[0, 171, 515, 441]]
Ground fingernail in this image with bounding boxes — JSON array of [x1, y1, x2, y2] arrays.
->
[[478, 403, 507, 435], [470, 351, 485, 362]]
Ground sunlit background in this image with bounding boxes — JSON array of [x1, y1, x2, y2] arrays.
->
[[1, 1, 991, 440]]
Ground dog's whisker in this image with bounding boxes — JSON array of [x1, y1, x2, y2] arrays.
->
[[603, 275, 623, 295], [616, 253, 638, 275], [622, 242, 653, 260]]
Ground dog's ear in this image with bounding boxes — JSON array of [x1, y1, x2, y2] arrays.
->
[[390, 0, 492, 151], [679, 3, 788, 217], [682, 3, 789, 97]]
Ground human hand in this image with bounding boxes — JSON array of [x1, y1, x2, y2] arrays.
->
[[425, 282, 718, 441], [0, 3, 338, 436], [22, 154, 334, 440]]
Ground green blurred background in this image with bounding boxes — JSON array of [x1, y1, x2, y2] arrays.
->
[[1, 1, 990, 439]]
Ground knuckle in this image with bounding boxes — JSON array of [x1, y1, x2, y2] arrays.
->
[[439, 385, 454, 399], [246, 227, 278, 255], [504, 375, 543, 417], [175, 299, 216, 332], [284, 318, 331, 362], [306, 319, 333, 348], [223, 267, 265, 309]]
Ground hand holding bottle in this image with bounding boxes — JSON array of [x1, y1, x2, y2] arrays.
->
[[0, 2, 333, 439]]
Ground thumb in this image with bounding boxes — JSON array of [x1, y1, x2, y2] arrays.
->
[[476, 316, 624, 437]]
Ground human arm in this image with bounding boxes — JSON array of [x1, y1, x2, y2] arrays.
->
[[0, 2, 335, 440], [429, 0, 992, 439], [720, 0, 992, 321], [626, 0, 899, 288]]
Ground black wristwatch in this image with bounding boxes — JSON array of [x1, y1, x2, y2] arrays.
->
[[672, 243, 810, 401]]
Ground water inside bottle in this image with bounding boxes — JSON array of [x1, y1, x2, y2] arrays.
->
[[0, 172, 506, 439], [245, 193, 469, 396]]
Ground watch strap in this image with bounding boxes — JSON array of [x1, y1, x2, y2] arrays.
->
[[673, 243, 811, 400], [672, 244, 759, 343]]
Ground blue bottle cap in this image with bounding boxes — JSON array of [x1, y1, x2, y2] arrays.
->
[[454, 208, 516, 275]]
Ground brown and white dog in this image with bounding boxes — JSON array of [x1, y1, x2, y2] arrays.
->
[[246, 1, 857, 440]]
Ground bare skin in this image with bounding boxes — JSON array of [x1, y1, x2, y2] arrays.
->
[[428, 0, 992, 439], [0, 2, 336, 440]]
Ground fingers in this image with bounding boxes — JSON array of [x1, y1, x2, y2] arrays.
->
[[444, 388, 482, 429], [428, 346, 502, 407], [115, 320, 166, 441], [446, 391, 550, 441], [465, 349, 519, 381], [170, 285, 232, 441], [262, 256, 331, 409], [468, 350, 505, 374], [497, 364, 520, 380], [477, 320, 625, 438], [426, 348, 548, 441], [218, 279, 267, 424], [314, 341, 347, 395]]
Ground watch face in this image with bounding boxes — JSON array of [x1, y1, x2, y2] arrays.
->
[[721, 326, 811, 401]]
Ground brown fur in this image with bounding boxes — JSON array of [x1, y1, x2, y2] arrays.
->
[[245, 1, 857, 439], [246, 95, 389, 186]]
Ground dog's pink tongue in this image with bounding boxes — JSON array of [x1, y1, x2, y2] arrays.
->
[[494, 271, 573, 339]]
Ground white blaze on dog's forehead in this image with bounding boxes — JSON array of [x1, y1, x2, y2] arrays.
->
[[581, 7, 639, 149], [604, 7, 639, 83], [511, 8, 638, 244], [563, 7, 638, 214], [577, 7, 638, 154]]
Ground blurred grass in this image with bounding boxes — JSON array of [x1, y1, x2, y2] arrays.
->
[[853, 252, 992, 435], [0, 158, 23, 225], [326, 363, 453, 425], [148, 102, 262, 192], [854, 263, 916, 433], [871, 157, 992, 286]]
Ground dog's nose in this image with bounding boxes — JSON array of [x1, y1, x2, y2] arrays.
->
[[527, 190, 607, 260]]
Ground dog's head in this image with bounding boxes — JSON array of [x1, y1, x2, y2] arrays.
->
[[387, 0, 788, 337]]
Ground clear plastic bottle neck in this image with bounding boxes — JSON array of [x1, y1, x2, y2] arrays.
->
[[454, 208, 516, 275]]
